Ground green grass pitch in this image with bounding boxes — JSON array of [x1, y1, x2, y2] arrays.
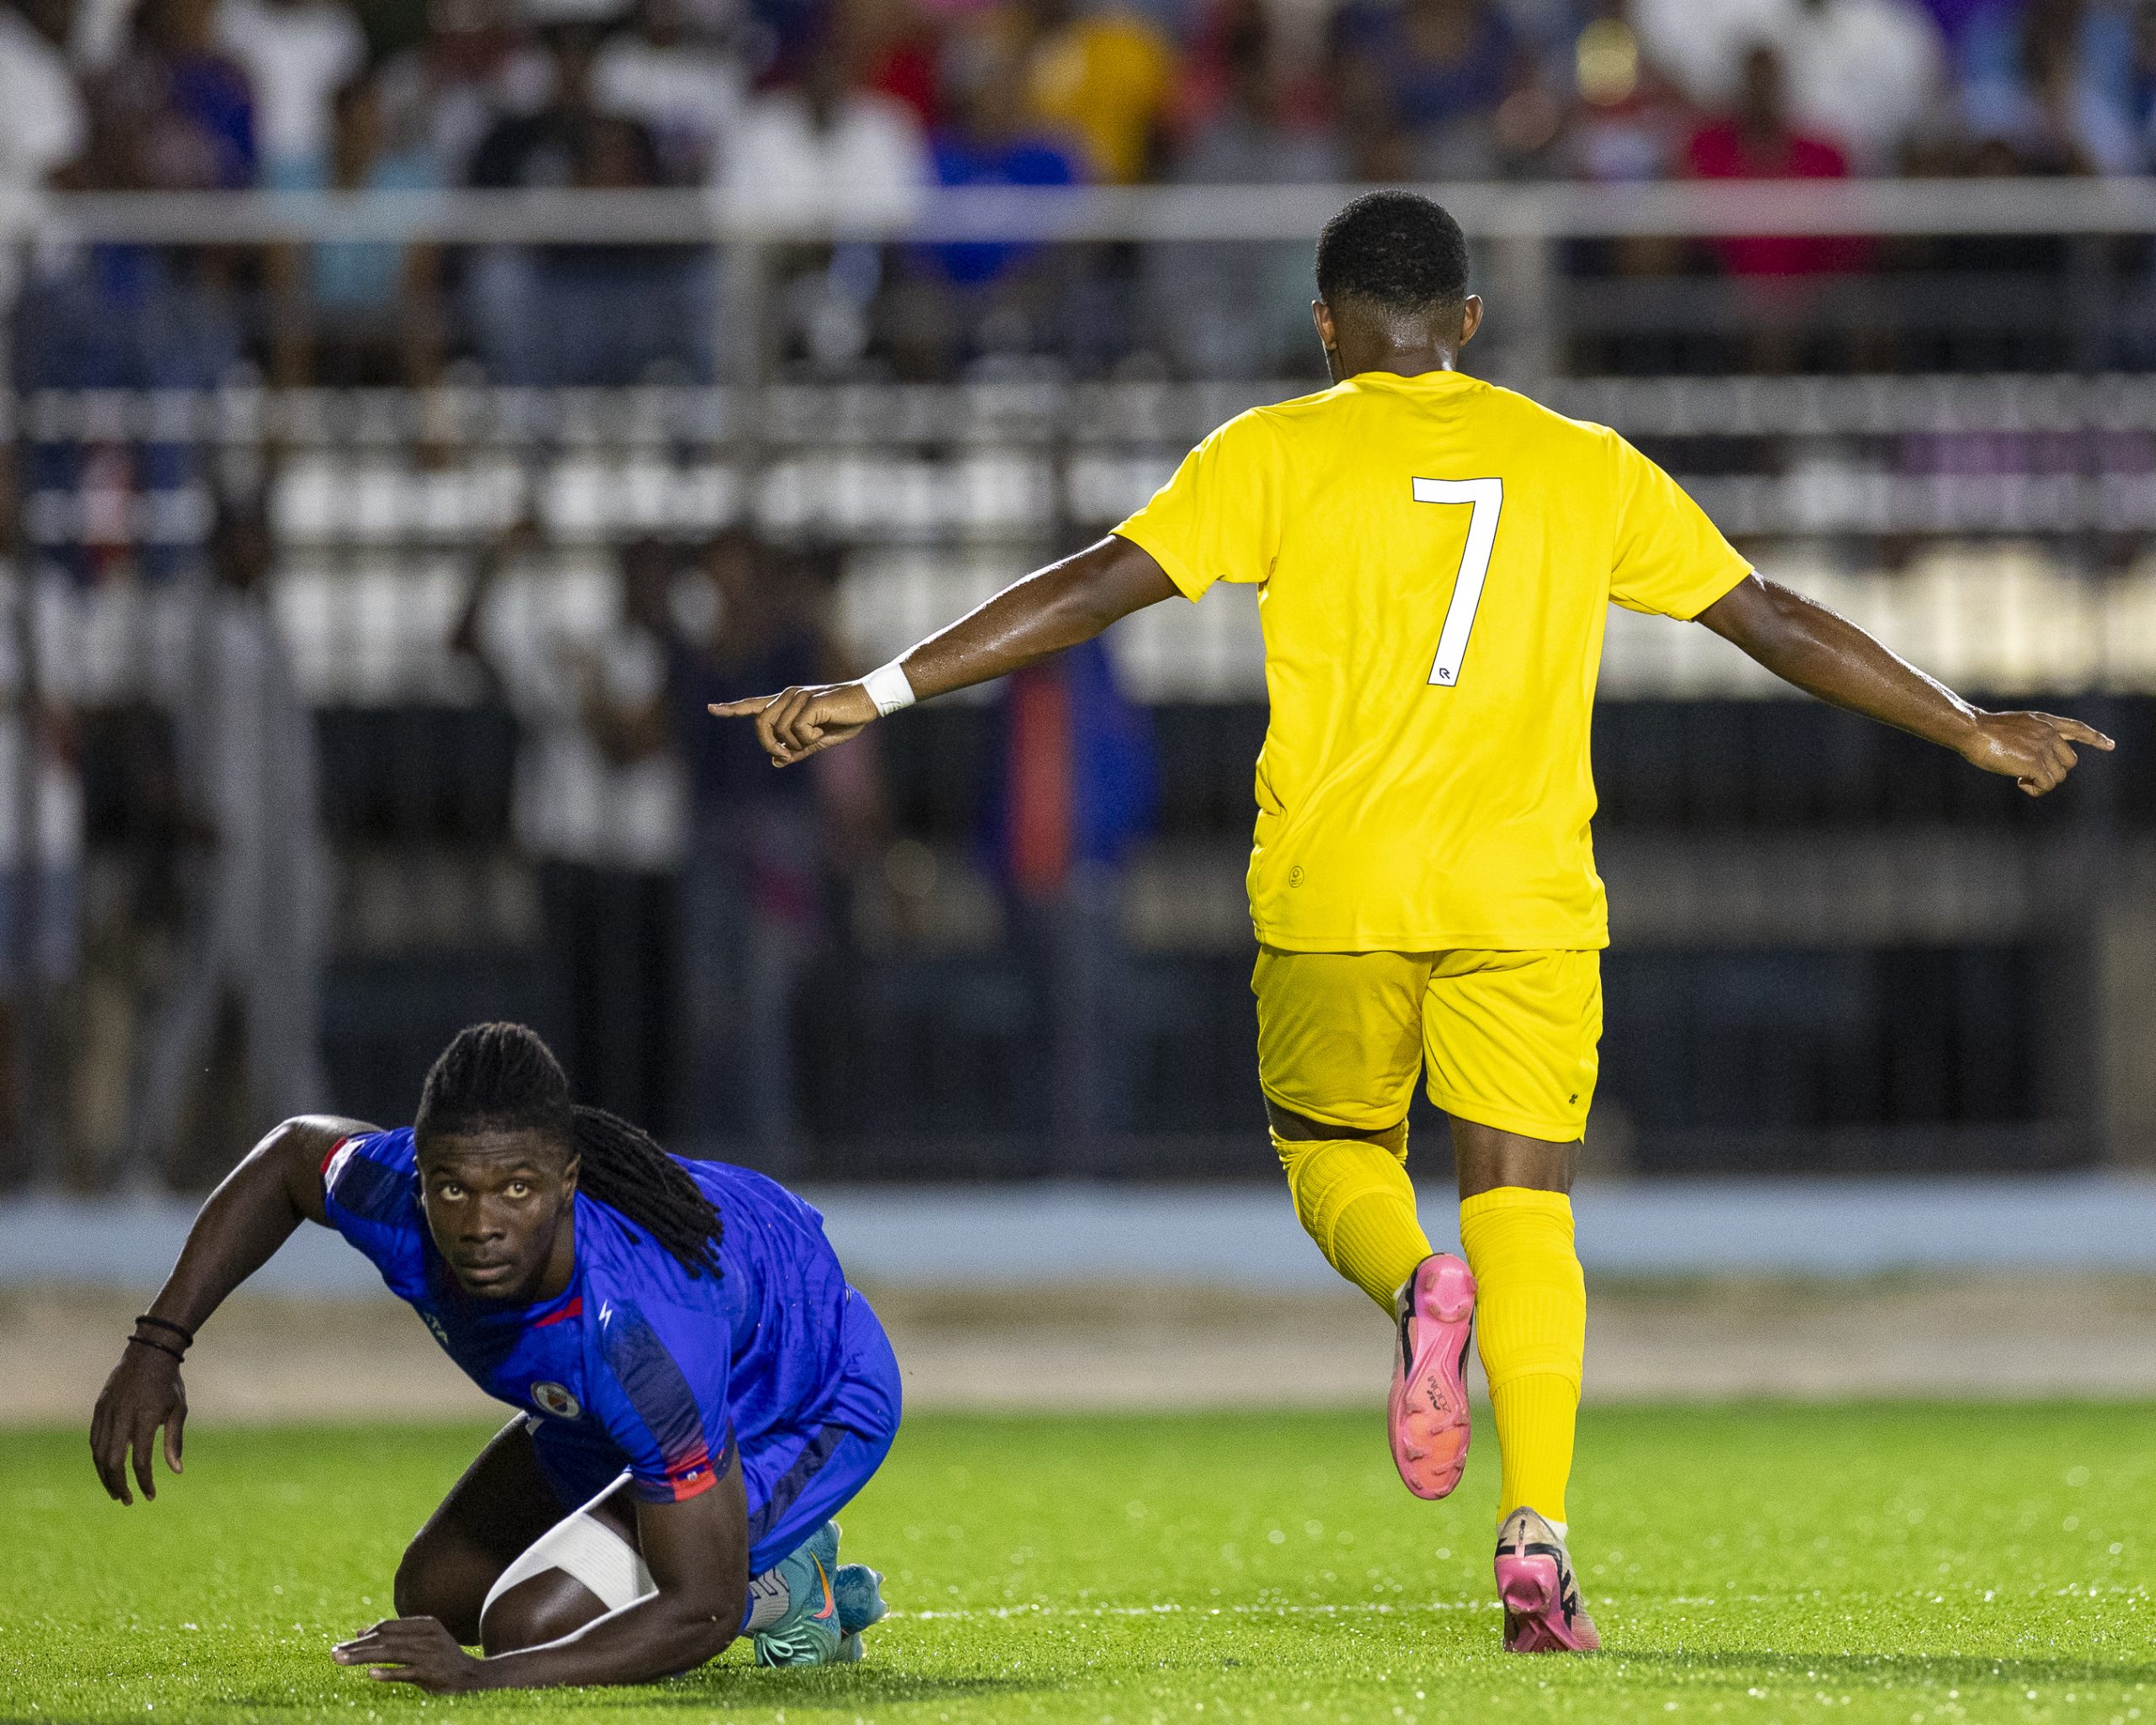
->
[[4, 1404, 2152, 1723]]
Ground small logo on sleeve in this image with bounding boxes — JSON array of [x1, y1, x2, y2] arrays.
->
[[1287, 866, 1305, 888], [531, 1381, 582, 1419]]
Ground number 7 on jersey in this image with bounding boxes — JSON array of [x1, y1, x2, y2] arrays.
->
[[1414, 477, 1503, 687]]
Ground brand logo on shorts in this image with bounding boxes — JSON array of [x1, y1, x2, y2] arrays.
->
[[531, 1381, 581, 1419]]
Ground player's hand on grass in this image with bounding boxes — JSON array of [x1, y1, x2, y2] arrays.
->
[[708, 681, 879, 768], [334, 1616, 492, 1692], [89, 1343, 186, 1505], [1959, 710, 2114, 796]]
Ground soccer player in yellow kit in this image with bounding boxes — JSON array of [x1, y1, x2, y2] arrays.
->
[[714, 190, 2113, 1651]]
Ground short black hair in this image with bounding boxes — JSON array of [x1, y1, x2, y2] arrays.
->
[[415, 1023, 724, 1280], [1314, 190, 1470, 321]]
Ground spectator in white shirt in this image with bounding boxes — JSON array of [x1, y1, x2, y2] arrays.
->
[[1774, 0, 1944, 170], [720, 29, 929, 224], [450, 523, 688, 1130], [593, 0, 744, 183], [721, 31, 927, 367], [0, 0, 87, 196], [0, 467, 84, 1179], [1633, 0, 1940, 167], [375, 0, 552, 184], [0, 0, 87, 318], [213, 0, 366, 184], [127, 497, 330, 1179], [1630, 0, 1784, 108]]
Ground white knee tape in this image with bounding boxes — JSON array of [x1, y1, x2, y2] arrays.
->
[[483, 1505, 655, 1620]]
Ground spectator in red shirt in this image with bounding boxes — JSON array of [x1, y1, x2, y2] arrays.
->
[[851, 0, 942, 129], [1685, 42, 1866, 277]]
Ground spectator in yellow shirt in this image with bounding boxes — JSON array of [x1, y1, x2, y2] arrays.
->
[[1019, 0, 1177, 181]]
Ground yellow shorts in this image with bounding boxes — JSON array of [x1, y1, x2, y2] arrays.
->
[[1252, 946, 1602, 1143]]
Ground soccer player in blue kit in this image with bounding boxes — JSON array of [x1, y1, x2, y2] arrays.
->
[[88, 1022, 899, 1692]]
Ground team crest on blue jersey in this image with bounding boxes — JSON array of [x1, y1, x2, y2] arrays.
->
[[531, 1381, 581, 1419]]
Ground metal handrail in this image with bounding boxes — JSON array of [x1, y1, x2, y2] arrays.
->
[[10, 177, 2156, 246], [14, 373, 2156, 445]]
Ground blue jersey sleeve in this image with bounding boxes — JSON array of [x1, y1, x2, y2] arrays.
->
[[322, 1128, 430, 1302], [586, 1295, 735, 1504]]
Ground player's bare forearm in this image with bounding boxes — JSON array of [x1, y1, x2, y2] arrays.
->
[[334, 1595, 733, 1694], [897, 535, 1177, 701], [1696, 576, 1975, 749], [337, 1469, 748, 1691], [710, 536, 1178, 767], [1697, 574, 2114, 797], [493, 1590, 734, 1690], [90, 1116, 372, 1504]]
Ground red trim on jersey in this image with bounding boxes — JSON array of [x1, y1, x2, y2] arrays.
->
[[319, 1134, 361, 1200], [662, 1435, 717, 1501], [531, 1296, 584, 1329], [633, 1427, 732, 1504]]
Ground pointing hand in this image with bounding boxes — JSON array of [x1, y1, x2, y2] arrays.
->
[[708, 681, 880, 768]]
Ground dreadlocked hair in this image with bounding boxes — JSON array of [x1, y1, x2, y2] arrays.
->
[[415, 1023, 724, 1281], [568, 1103, 723, 1280]]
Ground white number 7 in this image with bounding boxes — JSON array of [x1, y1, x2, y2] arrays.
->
[[1413, 477, 1503, 687]]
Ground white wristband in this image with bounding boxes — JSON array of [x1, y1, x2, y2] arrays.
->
[[860, 658, 916, 717]]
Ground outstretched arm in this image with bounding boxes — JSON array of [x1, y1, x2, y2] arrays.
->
[[89, 1115, 374, 1504], [711, 534, 1178, 767], [1696, 574, 2114, 796]]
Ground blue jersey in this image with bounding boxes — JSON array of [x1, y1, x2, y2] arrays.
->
[[323, 1130, 891, 1525]]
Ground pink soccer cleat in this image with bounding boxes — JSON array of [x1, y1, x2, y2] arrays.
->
[[1387, 1252, 1476, 1499], [1494, 1507, 1601, 1653]]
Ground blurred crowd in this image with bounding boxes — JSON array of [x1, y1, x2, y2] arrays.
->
[[0, 0, 2147, 1181], [0, 0, 2153, 382], [0, 467, 1166, 1183]]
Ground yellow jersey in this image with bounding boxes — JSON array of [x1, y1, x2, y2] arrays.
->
[[1113, 368, 1750, 953]]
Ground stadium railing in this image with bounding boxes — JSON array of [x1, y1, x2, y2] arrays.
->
[[20, 176, 2156, 241], [4, 180, 2153, 1187], [10, 177, 2155, 377]]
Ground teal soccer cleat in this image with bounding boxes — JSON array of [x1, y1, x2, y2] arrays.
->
[[750, 1522, 842, 1667], [750, 1524, 888, 1667], [830, 1561, 889, 1663]]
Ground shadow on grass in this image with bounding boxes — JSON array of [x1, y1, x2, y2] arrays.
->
[[1609, 1648, 2156, 1689], [645, 1669, 1042, 1707], [211, 1670, 1046, 1713]]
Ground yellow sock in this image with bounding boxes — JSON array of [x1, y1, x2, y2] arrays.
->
[[1459, 1187, 1585, 1528], [1273, 1131, 1433, 1312]]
